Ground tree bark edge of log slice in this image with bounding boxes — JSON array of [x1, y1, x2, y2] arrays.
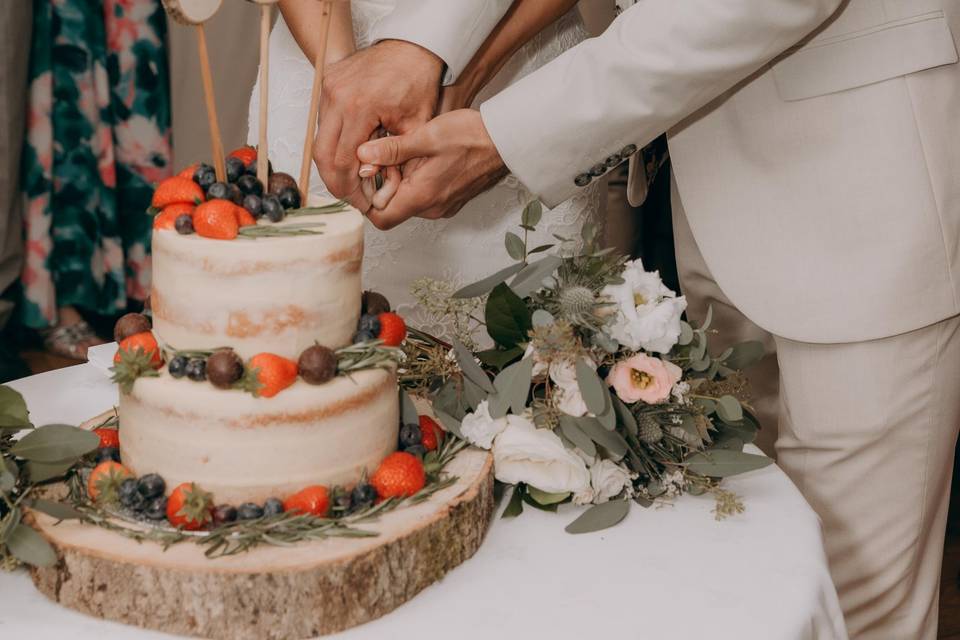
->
[[25, 447, 496, 640]]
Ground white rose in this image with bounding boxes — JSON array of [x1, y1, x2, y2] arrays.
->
[[572, 485, 597, 505], [548, 357, 594, 418], [492, 416, 591, 495], [602, 259, 687, 353], [460, 400, 508, 450], [590, 459, 634, 504]]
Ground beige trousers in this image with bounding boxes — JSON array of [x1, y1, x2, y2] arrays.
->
[[673, 180, 960, 639]]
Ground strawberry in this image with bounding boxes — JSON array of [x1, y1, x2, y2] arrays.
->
[[166, 482, 214, 530], [283, 485, 330, 517], [234, 204, 256, 228], [193, 199, 239, 240], [87, 461, 133, 503], [94, 427, 120, 449], [247, 353, 299, 398], [371, 452, 425, 499], [177, 162, 199, 179], [153, 202, 194, 230], [377, 312, 406, 346], [418, 415, 443, 451], [228, 146, 257, 166], [113, 331, 162, 368], [151, 176, 204, 209]]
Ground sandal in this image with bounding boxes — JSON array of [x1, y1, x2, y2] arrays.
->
[[41, 321, 105, 361]]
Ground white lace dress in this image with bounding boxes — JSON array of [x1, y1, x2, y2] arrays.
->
[[248, 1, 602, 341]]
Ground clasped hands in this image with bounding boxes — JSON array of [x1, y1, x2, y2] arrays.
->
[[313, 40, 508, 230]]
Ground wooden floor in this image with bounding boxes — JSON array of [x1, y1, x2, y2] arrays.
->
[[16, 349, 960, 637]]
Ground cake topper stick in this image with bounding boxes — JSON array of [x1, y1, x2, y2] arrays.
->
[[298, 0, 334, 200], [250, 0, 279, 185], [161, 0, 227, 182]]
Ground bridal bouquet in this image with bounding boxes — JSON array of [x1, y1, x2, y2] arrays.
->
[[402, 202, 771, 533]]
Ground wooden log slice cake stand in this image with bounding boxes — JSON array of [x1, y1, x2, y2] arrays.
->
[[24, 412, 496, 639]]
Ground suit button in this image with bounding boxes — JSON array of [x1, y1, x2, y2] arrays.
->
[[619, 144, 638, 158], [605, 154, 621, 168], [574, 173, 592, 187], [589, 163, 606, 177]]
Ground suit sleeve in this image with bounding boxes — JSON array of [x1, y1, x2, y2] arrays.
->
[[479, 0, 845, 206], [371, 0, 512, 85]]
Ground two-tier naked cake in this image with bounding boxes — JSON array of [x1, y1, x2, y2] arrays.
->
[[120, 204, 399, 504]]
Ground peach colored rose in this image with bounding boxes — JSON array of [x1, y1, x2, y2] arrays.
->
[[606, 354, 682, 404]]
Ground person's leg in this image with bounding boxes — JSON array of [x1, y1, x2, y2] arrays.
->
[[775, 317, 960, 639], [671, 177, 780, 455]]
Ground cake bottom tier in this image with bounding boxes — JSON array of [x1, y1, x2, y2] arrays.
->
[[119, 368, 398, 504]]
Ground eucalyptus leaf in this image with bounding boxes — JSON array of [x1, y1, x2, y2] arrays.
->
[[575, 358, 607, 416], [28, 499, 83, 520], [715, 395, 744, 424], [433, 409, 465, 440], [596, 394, 616, 431], [400, 390, 419, 426], [452, 338, 495, 394], [462, 377, 488, 412], [25, 459, 77, 483], [558, 416, 597, 458], [433, 379, 467, 420], [576, 417, 628, 460], [690, 356, 711, 372], [10, 424, 100, 463], [521, 200, 543, 228], [0, 386, 31, 430], [527, 486, 570, 506], [527, 244, 554, 255], [452, 262, 525, 299], [485, 283, 532, 349], [677, 321, 694, 347], [685, 449, 773, 478], [565, 499, 630, 534], [633, 495, 654, 508], [487, 389, 510, 420], [713, 435, 746, 451], [0, 414, 34, 431], [723, 341, 766, 370], [493, 357, 534, 415], [531, 309, 555, 327], [694, 398, 717, 415], [690, 331, 707, 362], [701, 305, 714, 331], [509, 255, 563, 298], [505, 232, 525, 261], [611, 394, 638, 437], [476, 347, 524, 371], [521, 490, 559, 512], [502, 486, 524, 518], [7, 523, 57, 567], [0, 469, 14, 493], [0, 505, 21, 542]]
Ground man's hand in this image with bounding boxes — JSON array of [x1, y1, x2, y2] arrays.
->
[[356, 109, 508, 230], [315, 40, 444, 211]]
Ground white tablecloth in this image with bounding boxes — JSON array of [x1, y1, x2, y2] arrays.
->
[[0, 361, 848, 640]]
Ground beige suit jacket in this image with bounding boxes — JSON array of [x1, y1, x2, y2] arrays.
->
[[378, 0, 960, 344]]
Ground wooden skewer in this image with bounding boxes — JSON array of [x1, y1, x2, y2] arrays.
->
[[298, 0, 334, 200], [196, 22, 226, 182], [257, 3, 271, 185]]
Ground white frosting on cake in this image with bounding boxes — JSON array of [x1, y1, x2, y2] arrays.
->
[[120, 367, 399, 504], [151, 200, 362, 360]]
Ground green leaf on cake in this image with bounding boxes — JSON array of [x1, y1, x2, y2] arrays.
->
[[10, 424, 100, 463], [0, 386, 31, 431], [485, 283, 532, 349], [27, 499, 83, 521], [684, 449, 773, 478], [6, 523, 57, 567], [565, 499, 631, 534]]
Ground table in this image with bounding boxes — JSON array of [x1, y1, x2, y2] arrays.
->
[[0, 360, 848, 640]]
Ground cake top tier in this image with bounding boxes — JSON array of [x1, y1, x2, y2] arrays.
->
[[150, 199, 364, 360]]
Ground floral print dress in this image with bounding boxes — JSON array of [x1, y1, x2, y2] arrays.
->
[[20, 0, 171, 329]]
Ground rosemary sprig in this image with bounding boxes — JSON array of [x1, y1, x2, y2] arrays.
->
[[238, 222, 326, 239], [286, 200, 349, 217], [336, 340, 404, 374]]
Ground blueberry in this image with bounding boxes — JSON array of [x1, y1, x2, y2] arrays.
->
[[225, 156, 245, 183], [192, 162, 214, 186], [119, 478, 139, 504], [96, 447, 121, 463], [357, 314, 381, 336], [212, 504, 238, 526], [137, 473, 166, 500], [404, 444, 427, 459], [242, 194, 262, 217], [144, 496, 168, 520], [262, 194, 284, 222], [262, 497, 284, 517], [227, 183, 244, 205], [168, 355, 188, 378], [277, 186, 301, 210], [351, 482, 378, 508], [244, 159, 272, 176], [236, 174, 263, 197], [174, 214, 194, 235], [352, 330, 376, 343], [206, 181, 229, 200], [185, 357, 207, 381], [237, 502, 264, 520], [399, 423, 422, 448]]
